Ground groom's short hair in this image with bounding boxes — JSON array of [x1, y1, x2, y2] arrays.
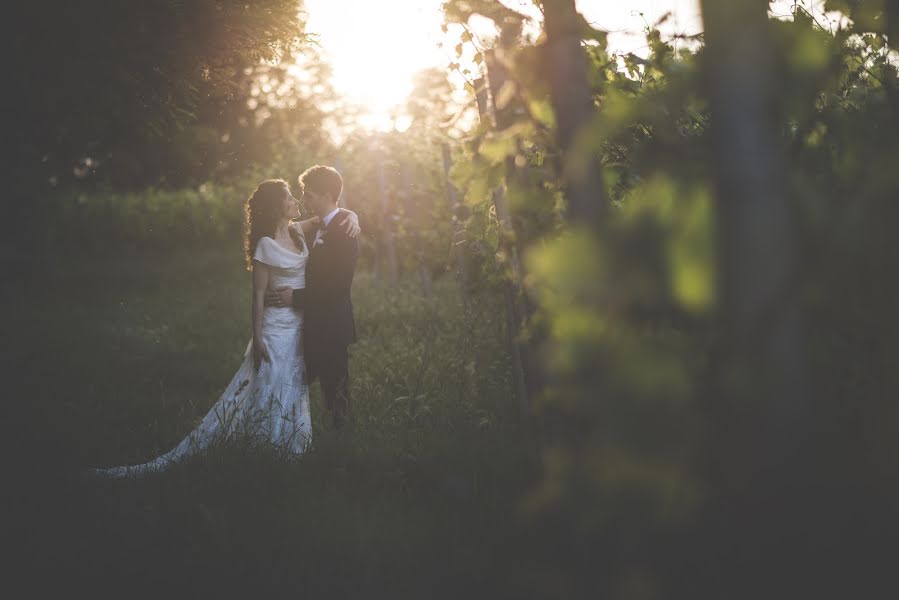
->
[[298, 165, 342, 203]]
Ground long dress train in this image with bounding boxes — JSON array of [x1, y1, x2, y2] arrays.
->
[[95, 235, 311, 478]]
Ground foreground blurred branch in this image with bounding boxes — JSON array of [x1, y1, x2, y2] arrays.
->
[[701, 0, 808, 514]]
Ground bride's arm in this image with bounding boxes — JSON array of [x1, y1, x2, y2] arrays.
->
[[292, 210, 361, 238], [294, 218, 320, 237], [251, 260, 272, 369]]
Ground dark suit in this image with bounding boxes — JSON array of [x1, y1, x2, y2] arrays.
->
[[291, 208, 358, 428]]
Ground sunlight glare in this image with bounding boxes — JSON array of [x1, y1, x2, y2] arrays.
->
[[301, 0, 711, 135], [304, 0, 448, 132]]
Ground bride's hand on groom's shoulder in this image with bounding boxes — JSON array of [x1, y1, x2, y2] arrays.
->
[[253, 338, 271, 370], [341, 211, 361, 238]]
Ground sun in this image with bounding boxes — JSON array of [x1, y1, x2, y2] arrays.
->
[[303, 0, 450, 132], [300, 0, 704, 134]]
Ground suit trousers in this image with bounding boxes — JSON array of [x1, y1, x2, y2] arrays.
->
[[313, 344, 350, 429]]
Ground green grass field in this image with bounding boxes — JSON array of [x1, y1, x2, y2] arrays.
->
[[3, 247, 563, 598]]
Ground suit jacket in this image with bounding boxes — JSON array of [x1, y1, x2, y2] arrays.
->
[[292, 209, 358, 370]]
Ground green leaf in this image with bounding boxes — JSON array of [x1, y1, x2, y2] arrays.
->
[[495, 80, 516, 110], [528, 99, 555, 128], [479, 135, 517, 164]]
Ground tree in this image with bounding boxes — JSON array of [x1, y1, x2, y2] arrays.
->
[[539, 0, 607, 224], [5, 0, 304, 191], [700, 0, 807, 478]]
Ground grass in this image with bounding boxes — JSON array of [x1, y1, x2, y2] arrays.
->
[[2, 246, 557, 598]]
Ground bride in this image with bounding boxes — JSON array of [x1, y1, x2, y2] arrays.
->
[[94, 178, 360, 478]]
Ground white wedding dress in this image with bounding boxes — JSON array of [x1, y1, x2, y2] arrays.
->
[[95, 235, 312, 478]]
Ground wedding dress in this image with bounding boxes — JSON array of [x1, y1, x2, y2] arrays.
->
[[95, 234, 312, 477]]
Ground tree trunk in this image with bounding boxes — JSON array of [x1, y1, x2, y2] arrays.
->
[[541, 0, 607, 225], [701, 0, 806, 446], [480, 56, 522, 282], [700, 0, 808, 585], [478, 62, 541, 417]]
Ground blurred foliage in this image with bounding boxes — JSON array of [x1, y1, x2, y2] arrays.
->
[[4, 0, 330, 191], [440, 0, 899, 595]]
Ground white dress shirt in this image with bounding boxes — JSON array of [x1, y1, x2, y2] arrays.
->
[[314, 207, 340, 247]]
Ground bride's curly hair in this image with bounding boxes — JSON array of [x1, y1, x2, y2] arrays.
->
[[243, 179, 300, 269]]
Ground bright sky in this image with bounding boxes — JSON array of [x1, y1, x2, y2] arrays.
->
[[301, 0, 829, 133]]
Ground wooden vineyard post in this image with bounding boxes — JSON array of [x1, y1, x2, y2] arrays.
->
[[485, 52, 550, 417], [478, 61, 523, 285], [541, 0, 607, 224], [474, 72, 532, 417], [700, 0, 807, 486]]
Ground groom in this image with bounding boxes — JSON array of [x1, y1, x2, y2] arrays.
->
[[266, 165, 358, 429]]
